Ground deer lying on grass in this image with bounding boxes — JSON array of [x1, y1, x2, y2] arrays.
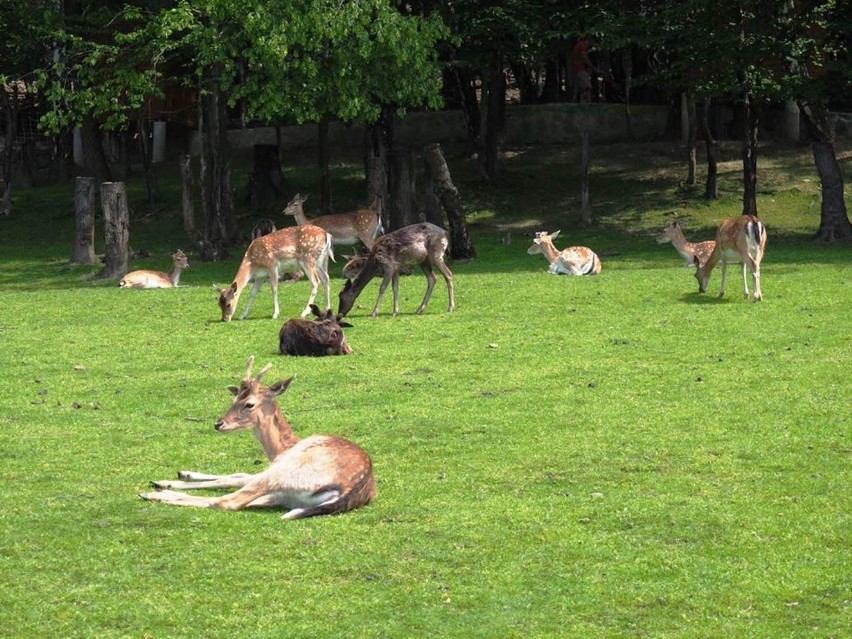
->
[[694, 214, 767, 301], [251, 218, 277, 239], [279, 304, 354, 356], [284, 193, 383, 250], [119, 250, 189, 288], [527, 231, 601, 275], [656, 219, 716, 268], [337, 222, 455, 318], [217, 225, 333, 321], [140, 357, 375, 519]]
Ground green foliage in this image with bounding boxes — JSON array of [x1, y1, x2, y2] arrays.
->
[[0, 142, 849, 637]]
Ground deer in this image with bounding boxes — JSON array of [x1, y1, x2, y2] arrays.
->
[[527, 231, 602, 275], [217, 225, 333, 322], [694, 214, 767, 301], [279, 304, 354, 356], [119, 250, 189, 288], [656, 219, 716, 268], [337, 222, 455, 318], [251, 218, 277, 239], [283, 193, 383, 251], [140, 357, 376, 520]]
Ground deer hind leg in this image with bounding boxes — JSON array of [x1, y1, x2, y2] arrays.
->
[[151, 472, 253, 490], [740, 261, 750, 299], [281, 489, 342, 520], [299, 264, 320, 317], [317, 261, 331, 311], [371, 273, 394, 317], [240, 279, 266, 320], [434, 259, 455, 312], [750, 258, 762, 302], [416, 263, 437, 315]]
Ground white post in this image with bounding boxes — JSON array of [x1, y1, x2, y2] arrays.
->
[[783, 100, 800, 143], [73, 127, 84, 166]]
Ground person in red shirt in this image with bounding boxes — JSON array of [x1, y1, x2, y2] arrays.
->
[[571, 36, 600, 103]]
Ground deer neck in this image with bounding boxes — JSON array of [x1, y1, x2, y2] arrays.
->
[[252, 404, 301, 461], [669, 227, 696, 258], [350, 254, 380, 293], [169, 263, 184, 286], [292, 206, 311, 226], [539, 241, 562, 264]]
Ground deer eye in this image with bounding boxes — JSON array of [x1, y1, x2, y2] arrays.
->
[[243, 401, 256, 411]]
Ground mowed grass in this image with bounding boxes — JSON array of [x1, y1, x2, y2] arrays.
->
[[0, 140, 849, 638]]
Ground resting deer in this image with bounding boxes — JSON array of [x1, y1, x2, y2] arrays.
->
[[119, 250, 189, 288], [140, 357, 375, 519], [527, 231, 602, 275], [337, 222, 455, 318], [694, 214, 767, 301], [284, 193, 383, 250], [251, 218, 277, 239], [656, 219, 715, 268], [279, 304, 354, 356], [218, 225, 334, 321]]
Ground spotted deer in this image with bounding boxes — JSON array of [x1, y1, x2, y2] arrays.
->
[[119, 250, 189, 288], [656, 219, 716, 268], [337, 222, 455, 318], [283, 193, 383, 250], [217, 225, 333, 321], [140, 357, 375, 520], [527, 231, 601, 275], [694, 214, 767, 301]]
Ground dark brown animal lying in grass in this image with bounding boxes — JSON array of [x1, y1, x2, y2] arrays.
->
[[278, 304, 354, 356]]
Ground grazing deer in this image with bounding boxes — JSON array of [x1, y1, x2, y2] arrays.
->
[[251, 218, 277, 239], [656, 219, 716, 268], [140, 357, 376, 519], [337, 222, 455, 318], [283, 193, 383, 250], [527, 231, 602, 275], [119, 250, 189, 288], [694, 214, 767, 301], [217, 225, 333, 321], [279, 304, 354, 356], [341, 253, 413, 281]]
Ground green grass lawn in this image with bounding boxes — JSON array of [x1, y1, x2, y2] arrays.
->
[[0, 140, 849, 638]]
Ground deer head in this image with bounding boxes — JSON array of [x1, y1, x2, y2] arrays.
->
[[217, 282, 240, 322], [215, 356, 295, 433]]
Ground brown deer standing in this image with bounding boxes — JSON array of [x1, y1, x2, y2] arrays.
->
[[694, 215, 767, 301], [527, 231, 602, 275], [217, 225, 333, 321], [656, 219, 716, 268], [337, 222, 455, 318], [140, 357, 376, 520], [283, 193, 383, 250], [119, 250, 189, 288]]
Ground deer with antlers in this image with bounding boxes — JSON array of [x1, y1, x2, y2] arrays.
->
[[119, 250, 189, 289], [656, 219, 716, 268], [337, 222, 455, 318], [217, 225, 333, 321], [283, 193, 383, 250], [527, 231, 602, 275], [140, 357, 376, 520], [694, 214, 767, 301]]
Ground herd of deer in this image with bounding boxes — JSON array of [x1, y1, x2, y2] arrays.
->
[[131, 194, 767, 520]]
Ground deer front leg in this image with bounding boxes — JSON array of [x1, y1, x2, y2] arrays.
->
[[718, 259, 728, 298], [391, 273, 402, 316], [416, 263, 436, 315], [240, 279, 265, 319], [300, 265, 320, 317], [371, 273, 393, 317], [151, 472, 253, 490]]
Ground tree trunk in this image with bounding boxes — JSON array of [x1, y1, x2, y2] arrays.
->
[[80, 115, 112, 183], [700, 98, 718, 200], [248, 144, 284, 207], [685, 93, 697, 186], [453, 68, 480, 149], [70, 177, 96, 264], [318, 116, 332, 215], [421, 156, 445, 228], [388, 148, 417, 231], [137, 118, 160, 203], [365, 107, 394, 231], [622, 49, 635, 141], [96, 182, 129, 280], [180, 154, 202, 249], [579, 129, 591, 226], [478, 55, 506, 182], [740, 92, 759, 216], [1, 85, 18, 215], [423, 143, 475, 260], [198, 69, 237, 261]]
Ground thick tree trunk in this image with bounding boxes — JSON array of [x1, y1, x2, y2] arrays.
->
[[388, 148, 417, 231], [318, 116, 332, 215], [423, 143, 475, 260], [478, 55, 506, 182], [700, 98, 718, 200], [421, 157, 445, 229], [1, 88, 18, 215], [685, 93, 697, 186], [248, 144, 284, 207], [741, 92, 759, 216], [70, 177, 96, 264], [453, 68, 480, 148], [180, 154, 202, 248], [579, 129, 591, 226], [198, 70, 237, 261], [510, 62, 538, 104], [137, 118, 160, 203], [96, 182, 129, 280], [80, 115, 112, 183], [365, 107, 394, 231]]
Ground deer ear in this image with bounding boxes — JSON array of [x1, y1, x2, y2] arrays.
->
[[267, 376, 295, 397], [551, 230, 561, 239], [338, 319, 353, 328], [227, 385, 240, 396], [309, 303, 322, 317]]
